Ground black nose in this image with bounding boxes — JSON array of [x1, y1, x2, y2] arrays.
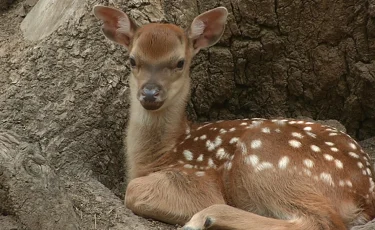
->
[[141, 83, 160, 102]]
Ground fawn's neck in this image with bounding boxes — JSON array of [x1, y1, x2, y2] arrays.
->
[[126, 80, 190, 180]]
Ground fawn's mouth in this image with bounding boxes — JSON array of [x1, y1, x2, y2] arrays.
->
[[140, 100, 164, 110]]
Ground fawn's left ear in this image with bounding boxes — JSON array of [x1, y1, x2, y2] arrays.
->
[[93, 5, 138, 50], [188, 7, 228, 54]]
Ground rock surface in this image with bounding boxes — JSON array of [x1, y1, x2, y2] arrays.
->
[[20, 0, 86, 41], [0, 0, 374, 229]]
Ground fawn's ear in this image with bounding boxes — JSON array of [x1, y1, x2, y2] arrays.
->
[[93, 5, 138, 49], [188, 7, 228, 54]]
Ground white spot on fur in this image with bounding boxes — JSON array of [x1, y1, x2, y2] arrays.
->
[[273, 120, 287, 126], [195, 171, 205, 177], [183, 150, 193, 161], [289, 121, 297, 124], [275, 128, 282, 133], [289, 140, 302, 148], [229, 127, 236, 132], [325, 142, 334, 146], [291, 132, 304, 139], [246, 121, 263, 129], [367, 168, 372, 176], [334, 159, 343, 169], [303, 168, 312, 176], [239, 141, 247, 155], [206, 140, 215, 151], [329, 132, 338, 136], [320, 173, 334, 186], [214, 136, 222, 146], [219, 128, 227, 134], [346, 180, 353, 187], [184, 164, 193, 169], [297, 121, 305, 124], [244, 154, 259, 167], [206, 136, 222, 151], [305, 122, 314, 125], [348, 152, 359, 159], [305, 131, 317, 138], [225, 161, 232, 170], [303, 126, 312, 131], [229, 137, 239, 144], [303, 159, 314, 168], [251, 139, 262, 149], [363, 170, 367, 175], [185, 134, 191, 140], [255, 162, 274, 172], [310, 145, 321, 152], [200, 135, 207, 140], [240, 122, 248, 126], [330, 147, 339, 152], [207, 158, 217, 169], [261, 127, 271, 133], [339, 180, 345, 187], [324, 154, 334, 161], [349, 143, 357, 150], [197, 154, 204, 162], [369, 178, 375, 193], [278, 156, 290, 169], [216, 148, 230, 160], [251, 120, 264, 127], [194, 137, 198, 141], [357, 162, 364, 169]]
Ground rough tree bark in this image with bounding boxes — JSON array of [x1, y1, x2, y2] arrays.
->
[[0, 0, 374, 229]]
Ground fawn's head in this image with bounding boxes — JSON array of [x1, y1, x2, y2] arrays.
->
[[93, 6, 228, 111]]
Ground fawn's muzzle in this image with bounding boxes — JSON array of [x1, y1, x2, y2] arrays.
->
[[138, 83, 164, 110]]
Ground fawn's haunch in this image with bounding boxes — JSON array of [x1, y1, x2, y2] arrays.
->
[[93, 5, 375, 230]]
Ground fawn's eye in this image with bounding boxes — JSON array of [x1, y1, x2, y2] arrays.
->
[[176, 59, 185, 69], [129, 57, 136, 68]]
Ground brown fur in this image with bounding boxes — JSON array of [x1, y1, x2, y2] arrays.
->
[[93, 5, 375, 230]]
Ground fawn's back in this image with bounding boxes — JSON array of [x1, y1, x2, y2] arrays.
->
[[170, 119, 375, 224]]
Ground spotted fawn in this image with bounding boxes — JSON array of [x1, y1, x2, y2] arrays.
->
[[93, 5, 375, 230]]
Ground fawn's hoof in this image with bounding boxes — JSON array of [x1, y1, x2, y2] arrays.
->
[[182, 216, 214, 230]]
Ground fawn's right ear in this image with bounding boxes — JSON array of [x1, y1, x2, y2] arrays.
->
[[93, 5, 138, 49]]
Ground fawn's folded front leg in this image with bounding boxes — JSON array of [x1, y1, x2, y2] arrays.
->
[[182, 202, 346, 230], [182, 204, 298, 230], [125, 170, 226, 225]]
